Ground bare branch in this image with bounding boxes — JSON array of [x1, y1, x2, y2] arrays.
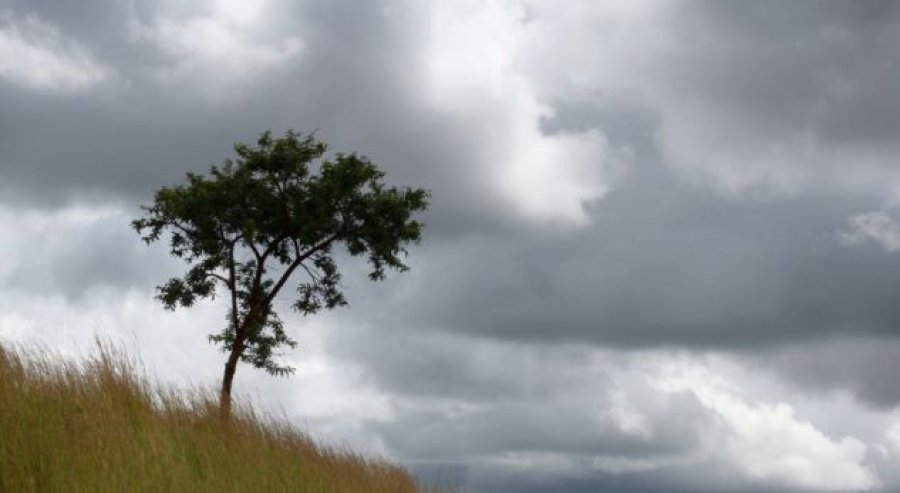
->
[[299, 262, 321, 283]]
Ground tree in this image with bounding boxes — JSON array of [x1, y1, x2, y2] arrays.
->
[[133, 130, 428, 416]]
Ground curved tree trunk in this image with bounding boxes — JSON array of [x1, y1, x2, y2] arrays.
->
[[221, 290, 258, 418], [220, 339, 243, 419]]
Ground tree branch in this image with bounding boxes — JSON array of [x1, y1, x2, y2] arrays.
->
[[299, 262, 321, 283], [248, 242, 263, 262], [227, 241, 241, 341], [158, 215, 194, 236], [207, 272, 229, 284], [261, 233, 290, 261], [263, 232, 341, 307], [247, 233, 288, 303]]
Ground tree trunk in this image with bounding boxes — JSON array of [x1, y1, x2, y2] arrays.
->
[[220, 339, 243, 419], [220, 289, 259, 418]]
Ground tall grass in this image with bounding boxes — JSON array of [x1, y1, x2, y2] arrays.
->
[[0, 341, 440, 493]]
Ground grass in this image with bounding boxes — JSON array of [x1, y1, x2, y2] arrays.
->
[[0, 341, 445, 493]]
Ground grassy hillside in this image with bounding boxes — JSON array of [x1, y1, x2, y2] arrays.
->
[[0, 342, 441, 493]]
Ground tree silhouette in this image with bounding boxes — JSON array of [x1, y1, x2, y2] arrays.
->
[[133, 130, 428, 416]]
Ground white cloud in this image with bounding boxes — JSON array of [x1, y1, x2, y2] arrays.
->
[[128, 0, 303, 97], [0, 11, 110, 93], [0, 313, 33, 341], [423, 0, 630, 227], [888, 421, 900, 453], [842, 210, 900, 252], [0, 203, 109, 264], [601, 388, 652, 441], [655, 360, 880, 491], [508, 2, 900, 199]]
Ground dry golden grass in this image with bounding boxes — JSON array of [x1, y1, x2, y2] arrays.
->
[[0, 341, 446, 493]]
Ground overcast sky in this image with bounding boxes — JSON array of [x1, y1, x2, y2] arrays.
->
[[4, 1, 900, 491]]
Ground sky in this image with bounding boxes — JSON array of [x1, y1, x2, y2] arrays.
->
[[2, 1, 900, 491]]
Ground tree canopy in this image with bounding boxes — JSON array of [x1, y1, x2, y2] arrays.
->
[[133, 130, 429, 414]]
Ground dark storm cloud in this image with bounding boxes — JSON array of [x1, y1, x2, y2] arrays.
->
[[341, 159, 897, 351], [0, 0, 505, 235], [520, 0, 900, 197], [662, 0, 900, 191], [0, 1, 300, 199], [753, 337, 900, 410]]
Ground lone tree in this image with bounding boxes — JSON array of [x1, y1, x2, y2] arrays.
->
[[133, 130, 428, 416]]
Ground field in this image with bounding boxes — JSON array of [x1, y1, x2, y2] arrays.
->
[[0, 342, 443, 493]]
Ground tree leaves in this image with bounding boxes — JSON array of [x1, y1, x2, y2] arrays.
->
[[133, 129, 429, 380]]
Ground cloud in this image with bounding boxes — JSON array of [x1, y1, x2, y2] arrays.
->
[[126, 0, 303, 98], [341, 162, 900, 354], [4, 2, 900, 492], [0, 10, 111, 93], [749, 337, 900, 410], [656, 359, 879, 491], [842, 210, 900, 252], [0, 0, 630, 231], [516, 1, 900, 198], [421, 1, 631, 227], [0, 203, 166, 300], [347, 339, 710, 490], [330, 323, 886, 492]]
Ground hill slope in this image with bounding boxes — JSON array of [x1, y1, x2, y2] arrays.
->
[[0, 342, 439, 493]]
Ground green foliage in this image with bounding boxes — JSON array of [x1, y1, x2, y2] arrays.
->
[[133, 130, 429, 378]]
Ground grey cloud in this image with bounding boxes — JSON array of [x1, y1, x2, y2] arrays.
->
[[340, 160, 897, 352], [455, 463, 784, 493], [0, 0, 509, 236], [754, 337, 900, 410], [0, 205, 174, 300], [660, 1, 900, 193], [334, 329, 717, 490], [524, 0, 900, 196], [6, 0, 154, 71]]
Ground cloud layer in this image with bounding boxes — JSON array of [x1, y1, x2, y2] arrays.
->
[[3, 1, 900, 491]]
